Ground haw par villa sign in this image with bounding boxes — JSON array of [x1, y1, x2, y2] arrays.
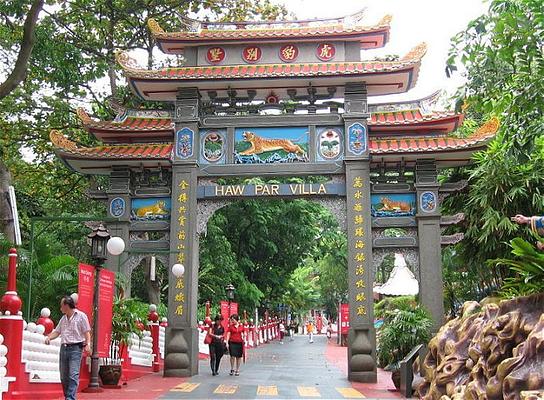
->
[[198, 183, 345, 198]]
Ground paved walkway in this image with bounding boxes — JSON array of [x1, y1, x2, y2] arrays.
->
[[71, 334, 403, 399]]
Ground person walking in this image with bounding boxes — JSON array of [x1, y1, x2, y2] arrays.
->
[[279, 320, 285, 344], [208, 315, 225, 376], [306, 321, 314, 343], [45, 295, 91, 400], [225, 314, 245, 376], [289, 320, 297, 341]]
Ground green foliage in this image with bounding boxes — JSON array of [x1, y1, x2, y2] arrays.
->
[[376, 304, 433, 369], [448, 0, 544, 155], [282, 262, 320, 315], [490, 237, 544, 298], [441, 0, 544, 301], [374, 296, 417, 321], [199, 191, 337, 315], [0, 234, 79, 321]]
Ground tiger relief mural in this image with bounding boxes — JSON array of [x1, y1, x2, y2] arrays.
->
[[234, 127, 309, 164]]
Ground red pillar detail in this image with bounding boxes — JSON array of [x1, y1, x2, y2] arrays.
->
[[148, 309, 160, 373], [7, 249, 17, 292]]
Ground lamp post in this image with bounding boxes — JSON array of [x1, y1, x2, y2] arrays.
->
[[225, 284, 235, 320], [85, 225, 125, 392]]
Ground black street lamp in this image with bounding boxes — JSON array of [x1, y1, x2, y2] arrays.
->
[[85, 224, 110, 393], [225, 284, 235, 320]]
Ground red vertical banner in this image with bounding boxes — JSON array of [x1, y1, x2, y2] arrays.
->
[[78, 263, 95, 324], [230, 302, 238, 317], [340, 303, 350, 334], [220, 301, 229, 331], [220, 301, 239, 331], [98, 269, 115, 357]]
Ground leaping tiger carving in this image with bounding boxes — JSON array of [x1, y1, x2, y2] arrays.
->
[[239, 131, 305, 156]]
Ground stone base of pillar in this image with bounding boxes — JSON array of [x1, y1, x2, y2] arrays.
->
[[348, 327, 377, 383], [348, 371, 378, 383], [163, 327, 198, 377]]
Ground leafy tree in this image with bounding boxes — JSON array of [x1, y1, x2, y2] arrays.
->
[[0, 0, 44, 99], [442, 0, 544, 299]]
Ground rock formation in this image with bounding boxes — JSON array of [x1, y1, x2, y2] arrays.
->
[[417, 293, 544, 399]]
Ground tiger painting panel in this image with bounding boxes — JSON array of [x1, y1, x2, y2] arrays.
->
[[234, 127, 309, 164], [371, 194, 416, 217]]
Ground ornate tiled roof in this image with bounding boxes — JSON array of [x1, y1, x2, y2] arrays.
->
[[50, 130, 172, 159], [79, 109, 459, 134], [369, 110, 458, 125], [148, 15, 391, 49], [369, 135, 491, 154], [119, 44, 426, 100], [118, 43, 425, 80], [51, 118, 497, 161], [76, 108, 172, 132]]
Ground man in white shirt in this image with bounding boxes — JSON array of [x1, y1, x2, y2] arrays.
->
[[45, 295, 91, 400]]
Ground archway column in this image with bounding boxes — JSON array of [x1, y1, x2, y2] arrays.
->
[[343, 82, 377, 383], [415, 160, 444, 333], [345, 161, 376, 382], [164, 87, 201, 377]]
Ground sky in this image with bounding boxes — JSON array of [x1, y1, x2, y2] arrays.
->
[[271, 0, 488, 103]]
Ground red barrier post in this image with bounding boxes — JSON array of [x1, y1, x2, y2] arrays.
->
[[148, 305, 160, 373]]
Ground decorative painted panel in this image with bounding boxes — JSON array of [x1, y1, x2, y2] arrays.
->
[[242, 46, 262, 63], [206, 47, 225, 64], [279, 44, 299, 62], [420, 191, 437, 213], [131, 197, 171, 221], [175, 128, 194, 159], [199, 129, 226, 164], [371, 194, 416, 217], [234, 127, 309, 164], [347, 123, 367, 155], [109, 197, 126, 217], [316, 127, 344, 162], [316, 43, 335, 61]]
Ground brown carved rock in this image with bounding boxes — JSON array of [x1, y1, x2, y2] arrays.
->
[[417, 293, 544, 400]]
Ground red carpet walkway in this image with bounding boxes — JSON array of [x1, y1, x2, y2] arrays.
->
[[324, 337, 403, 399]]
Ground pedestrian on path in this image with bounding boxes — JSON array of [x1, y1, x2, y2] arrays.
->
[[289, 320, 297, 341], [306, 321, 314, 343], [279, 320, 285, 344], [225, 314, 245, 376], [208, 315, 226, 376], [45, 295, 91, 400]]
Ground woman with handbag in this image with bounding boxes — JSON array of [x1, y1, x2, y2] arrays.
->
[[225, 314, 245, 376], [207, 315, 225, 375]]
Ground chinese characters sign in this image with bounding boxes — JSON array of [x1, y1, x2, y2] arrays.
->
[[242, 46, 262, 63], [340, 303, 350, 334], [352, 176, 367, 318], [206, 47, 225, 64], [173, 178, 190, 318], [98, 269, 115, 357], [78, 263, 95, 325], [316, 43, 335, 61], [279, 44, 299, 62]]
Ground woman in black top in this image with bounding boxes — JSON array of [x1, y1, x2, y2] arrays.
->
[[208, 314, 225, 375]]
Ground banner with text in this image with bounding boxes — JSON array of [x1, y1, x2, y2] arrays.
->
[[98, 269, 115, 357], [220, 301, 239, 331], [340, 303, 350, 335], [78, 263, 95, 325], [198, 183, 345, 199]]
